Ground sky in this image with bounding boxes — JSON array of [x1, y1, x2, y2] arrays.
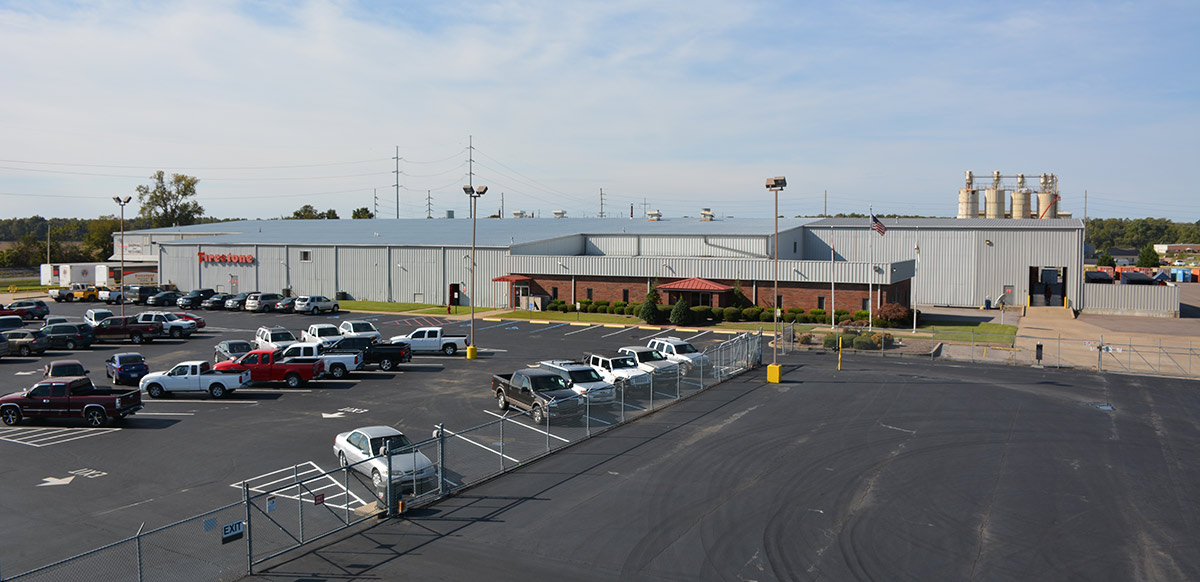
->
[[1, 0, 1198, 223]]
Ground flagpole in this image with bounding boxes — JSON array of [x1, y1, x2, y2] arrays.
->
[[868, 206, 873, 332], [913, 226, 919, 333]]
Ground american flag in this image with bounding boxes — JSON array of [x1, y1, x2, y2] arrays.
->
[[871, 214, 887, 236]]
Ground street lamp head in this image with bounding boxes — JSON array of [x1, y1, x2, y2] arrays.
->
[[765, 176, 787, 189], [475, 186, 487, 195], [463, 185, 473, 195], [112, 196, 121, 204]]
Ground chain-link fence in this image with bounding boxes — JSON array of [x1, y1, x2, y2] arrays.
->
[[1, 331, 764, 581]]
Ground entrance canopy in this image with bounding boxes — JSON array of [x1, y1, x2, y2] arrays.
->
[[657, 277, 733, 292], [492, 274, 532, 283]]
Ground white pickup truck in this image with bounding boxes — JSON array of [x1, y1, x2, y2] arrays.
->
[[139, 361, 251, 399], [388, 326, 469, 355], [300, 324, 342, 348], [135, 311, 197, 339], [647, 337, 712, 372], [279, 342, 363, 379]]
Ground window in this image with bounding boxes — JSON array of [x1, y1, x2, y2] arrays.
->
[[622, 289, 629, 303], [775, 295, 783, 309], [793, 241, 798, 254], [586, 288, 593, 300], [551, 286, 558, 299], [299, 250, 312, 262], [817, 296, 825, 310], [862, 298, 870, 310]]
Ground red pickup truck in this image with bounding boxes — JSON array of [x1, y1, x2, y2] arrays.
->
[[1, 376, 143, 427], [213, 349, 325, 388]]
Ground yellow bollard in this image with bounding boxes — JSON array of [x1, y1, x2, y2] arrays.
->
[[466, 345, 478, 360], [838, 336, 843, 371], [767, 363, 781, 383]]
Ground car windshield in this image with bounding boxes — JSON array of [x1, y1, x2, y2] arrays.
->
[[227, 341, 252, 353], [611, 357, 637, 369], [531, 375, 570, 392], [369, 434, 413, 456], [638, 350, 667, 362], [271, 331, 296, 341], [118, 355, 145, 365], [349, 323, 376, 332], [49, 363, 86, 376], [316, 327, 338, 337], [163, 314, 181, 321], [568, 369, 603, 383], [673, 343, 699, 354]]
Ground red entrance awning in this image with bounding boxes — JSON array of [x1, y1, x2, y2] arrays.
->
[[492, 274, 533, 282], [656, 277, 733, 292]]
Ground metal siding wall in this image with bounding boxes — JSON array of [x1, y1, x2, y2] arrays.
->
[[777, 228, 804, 259], [192, 245, 260, 293], [1082, 284, 1180, 317], [394, 247, 447, 304], [586, 235, 637, 256], [506, 255, 910, 285], [442, 247, 505, 307], [160, 245, 199, 290], [511, 235, 585, 256], [336, 247, 389, 301], [255, 246, 288, 296], [638, 235, 767, 258], [290, 246, 336, 297]]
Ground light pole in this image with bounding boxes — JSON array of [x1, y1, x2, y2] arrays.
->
[[463, 184, 487, 359], [112, 196, 132, 318], [765, 177, 786, 384]]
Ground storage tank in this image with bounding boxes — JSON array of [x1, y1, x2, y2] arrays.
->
[[1011, 189, 1031, 219], [984, 189, 1005, 219], [1037, 192, 1058, 218], [957, 188, 978, 219]]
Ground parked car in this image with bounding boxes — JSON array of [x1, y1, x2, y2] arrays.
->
[[278, 342, 363, 379], [84, 308, 115, 327], [536, 360, 617, 405], [0, 375, 143, 427], [338, 320, 381, 342], [492, 369, 582, 424], [214, 340, 254, 363], [42, 323, 96, 350], [50, 284, 93, 302], [7, 299, 49, 320], [2, 329, 50, 356], [245, 292, 285, 313], [99, 285, 129, 304], [275, 296, 297, 313], [212, 349, 325, 387], [255, 326, 298, 351], [295, 295, 339, 315], [224, 292, 253, 310], [328, 336, 412, 371], [333, 426, 436, 492], [72, 286, 100, 302], [139, 360, 251, 399], [41, 316, 69, 328], [616, 346, 681, 378], [301, 323, 342, 347], [0, 338, 9, 359], [44, 359, 89, 378], [0, 315, 26, 332], [647, 337, 712, 373], [105, 352, 150, 386], [171, 312, 206, 329], [177, 288, 216, 309], [586, 353, 652, 387], [146, 291, 183, 307], [201, 293, 231, 310]]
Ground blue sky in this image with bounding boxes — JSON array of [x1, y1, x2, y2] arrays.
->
[[1, 0, 1197, 222]]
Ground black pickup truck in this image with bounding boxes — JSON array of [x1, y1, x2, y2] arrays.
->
[[491, 369, 582, 424], [327, 337, 412, 371]]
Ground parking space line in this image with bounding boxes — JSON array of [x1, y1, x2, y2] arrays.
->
[[531, 322, 570, 333], [685, 330, 711, 341], [482, 411, 571, 442], [565, 325, 601, 336], [601, 326, 636, 338], [584, 415, 612, 425], [639, 328, 672, 340], [478, 320, 518, 331], [234, 461, 369, 511], [619, 401, 645, 411], [0, 427, 121, 448], [137, 412, 195, 416], [147, 399, 264, 403], [443, 427, 521, 462], [654, 391, 677, 399]]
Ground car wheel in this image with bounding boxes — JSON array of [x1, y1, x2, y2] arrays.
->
[[310, 307, 319, 315], [65, 339, 77, 350], [379, 358, 395, 371], [531, 405, 545, 424], [285, 373, 302, 388], [372, 469, 383, 489], [146, 384, 165, 399], [18, 346, 30, 356], [209, 384, 227, 399], [84, 408, 108, 427], [131, 333, 144, 344], [338, 451, 348, 467], [332, 305, 339, 313], [170, 328, 182, 339], [330, 364, 347, 379], [442, 344, 457, 356], [496, 391, 509, 411], [1, 407, 21, 426]]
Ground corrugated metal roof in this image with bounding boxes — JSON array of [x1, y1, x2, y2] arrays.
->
[[807, 218, 1084, 229], [138, 218, 813, 247]]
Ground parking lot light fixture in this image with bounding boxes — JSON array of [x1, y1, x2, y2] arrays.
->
[[463, 184, 487, 359], [113, 195, 132, 318], [764, 177, 786, 384]]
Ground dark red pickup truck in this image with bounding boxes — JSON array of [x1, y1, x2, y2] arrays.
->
[[213, 349, 325, 388], [92, 315, 163, 344], [1, 376, 143, 427]]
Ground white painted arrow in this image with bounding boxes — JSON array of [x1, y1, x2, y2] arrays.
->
[[15, 370, 40, 376], [321, 412, 345, 419], [38, 476, 76, 487]]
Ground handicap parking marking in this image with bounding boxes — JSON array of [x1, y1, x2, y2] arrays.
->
[[0, 426, 122, 448], [478, 320, 520, 331], [442, 427, 521, 463], [482, 410, 571, 443], [233, 461, 370, 511]]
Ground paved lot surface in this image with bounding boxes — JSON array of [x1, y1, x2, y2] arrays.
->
[[246, 353, 1200, 582], [0, 300, 734, 576]]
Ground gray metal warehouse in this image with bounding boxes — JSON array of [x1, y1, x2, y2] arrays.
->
[[116, 216, 1099, 313]]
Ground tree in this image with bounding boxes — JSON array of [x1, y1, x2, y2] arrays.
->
[[81, 215, 119, 260], [638, 282, 664, 324], [289, 205, 339, 219], [136, 171, 203, 228], [1097, 251, 1116, 267], [351, 207, 374, 219], [669, 298, 691, 326], [1136, 243, 1161, 268]]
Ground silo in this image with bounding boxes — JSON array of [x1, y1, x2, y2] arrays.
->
[[984, 189, 1005, 219], [1037, 192, 1058, 218], [1011, 189, 1031, 219], [957, 188, 978, 218]]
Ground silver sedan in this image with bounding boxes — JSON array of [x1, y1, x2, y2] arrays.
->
[[333, 426, 436, 493]]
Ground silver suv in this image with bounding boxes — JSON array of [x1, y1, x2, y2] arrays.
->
[[245, 292, 285, 313], [294, 295, 339, 315], [536, 360, 616, 405]]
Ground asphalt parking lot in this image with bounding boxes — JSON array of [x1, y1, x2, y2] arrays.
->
[[249, 352, 1200, 582], [0, 302, 735, 576]]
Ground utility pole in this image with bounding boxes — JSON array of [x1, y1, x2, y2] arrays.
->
[[641, 198, 649, 218], [373, 189, 378, 218], [824, 190, 827, 217], [500, 192, 504, 219], [599, 188, 606, 218], [425, 190, 433, 219], [467, 135, 474, 219], [393, 146, 400, 219]]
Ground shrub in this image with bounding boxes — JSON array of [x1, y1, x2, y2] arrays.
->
[[834, 309, 849, 318], [690, 305, 713, 323], [639, 287, 664, 324], [723, 307, 741, 322], [798, 333, 813, 345], [837, 314, 853, 324], [759, 310, 773, 322], [669, 298, 691, 326], [558, 304, 569, 312], [853, 310, 870, 321], [565, 304, 576, 312], [876, 303, 911, 326], [613, 301, 627, 309], [809, 308, 826, 318], [787, 307, 804, 314], [595, 300, 610, 307], [742, 307, 763, 321], [624, 305, 636, 315], [853, 334, 880, 350], [783, 311, 797, 323]]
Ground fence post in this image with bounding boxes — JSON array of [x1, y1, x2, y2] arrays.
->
[[650, 373, 655, 410], [585, 393, 591, 437], [620, 380, 626, 423], [499, 416, 505, 472], [136, 522, 145, 582], [344, 466, 350, 524], [295, 464, 303, 543], [1159, 339, 1162, 374], [243, 481, 252, 576], [1057, 333, 1061, 368], [1098, 334, 1103, 373], [437, 424, 446, 496], [386, 448, 394, 518], [971, 331, 975, 362], [544, 406, 550, 453]]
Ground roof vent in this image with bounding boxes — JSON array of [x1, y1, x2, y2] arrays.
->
[[512, 210, 527, 219], [552, 210, 567, 219], [700, 208, 715, 221], [445, 210, 455, 219], [647, 210, 662, 221]]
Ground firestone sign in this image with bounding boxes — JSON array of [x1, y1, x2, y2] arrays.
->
[[198, 251, 255, 264]]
